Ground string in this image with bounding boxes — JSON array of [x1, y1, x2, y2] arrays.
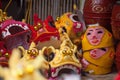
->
[[25, 0, 32, 23], [4, 0, 12, 12], [28, 0, 32, 23], [25, 1, 29, 22]]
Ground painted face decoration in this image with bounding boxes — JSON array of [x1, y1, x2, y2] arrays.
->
[[90, 48, 108, 59], [82, 24, 114, 51], [86, 27, 104, 45], [82, 47, 115, 75]]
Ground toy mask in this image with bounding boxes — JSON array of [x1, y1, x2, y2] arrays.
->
[[82, 24, 114, 51], [0, 9, 31, 67], [82, 24, 115, 74], [55, 12, 86, 47], [41, 33, 82, 79], [82, 47, 115, 74], [30, 14, 59, 42], [0, 19, 31, 50], [30, 14, 60, 49], [55, 12, 85, 36], [0, 47, 49, 80]]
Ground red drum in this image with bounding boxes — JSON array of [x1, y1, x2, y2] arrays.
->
[[83, 0, 116, 32], [111, 1, 120, 40], [116, 42, 120, 71]]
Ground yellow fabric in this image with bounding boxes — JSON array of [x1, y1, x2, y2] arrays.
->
[[84, 64, 111, 75], [83, 47, 115, 74], [82, 26, 114, 51]]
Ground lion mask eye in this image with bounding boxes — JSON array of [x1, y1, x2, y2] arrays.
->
[[43, 47, 55, 62], [69, 14, 80, 22]]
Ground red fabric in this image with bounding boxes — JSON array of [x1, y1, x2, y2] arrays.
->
[[115, 73, 120, 80]]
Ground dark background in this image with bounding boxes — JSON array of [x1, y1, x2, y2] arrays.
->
[[1, 0, 25, 21]]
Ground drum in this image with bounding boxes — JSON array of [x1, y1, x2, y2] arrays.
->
[[111, 1, 120, 40], [116, 42, 120, 71], [83, 0, 116, 32]]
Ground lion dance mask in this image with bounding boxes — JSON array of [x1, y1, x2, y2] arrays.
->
[[30, 14, 60, 49], [55, 12, 86, 50], [0, 9, 31, 67], [41, 33, 82, 79]]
